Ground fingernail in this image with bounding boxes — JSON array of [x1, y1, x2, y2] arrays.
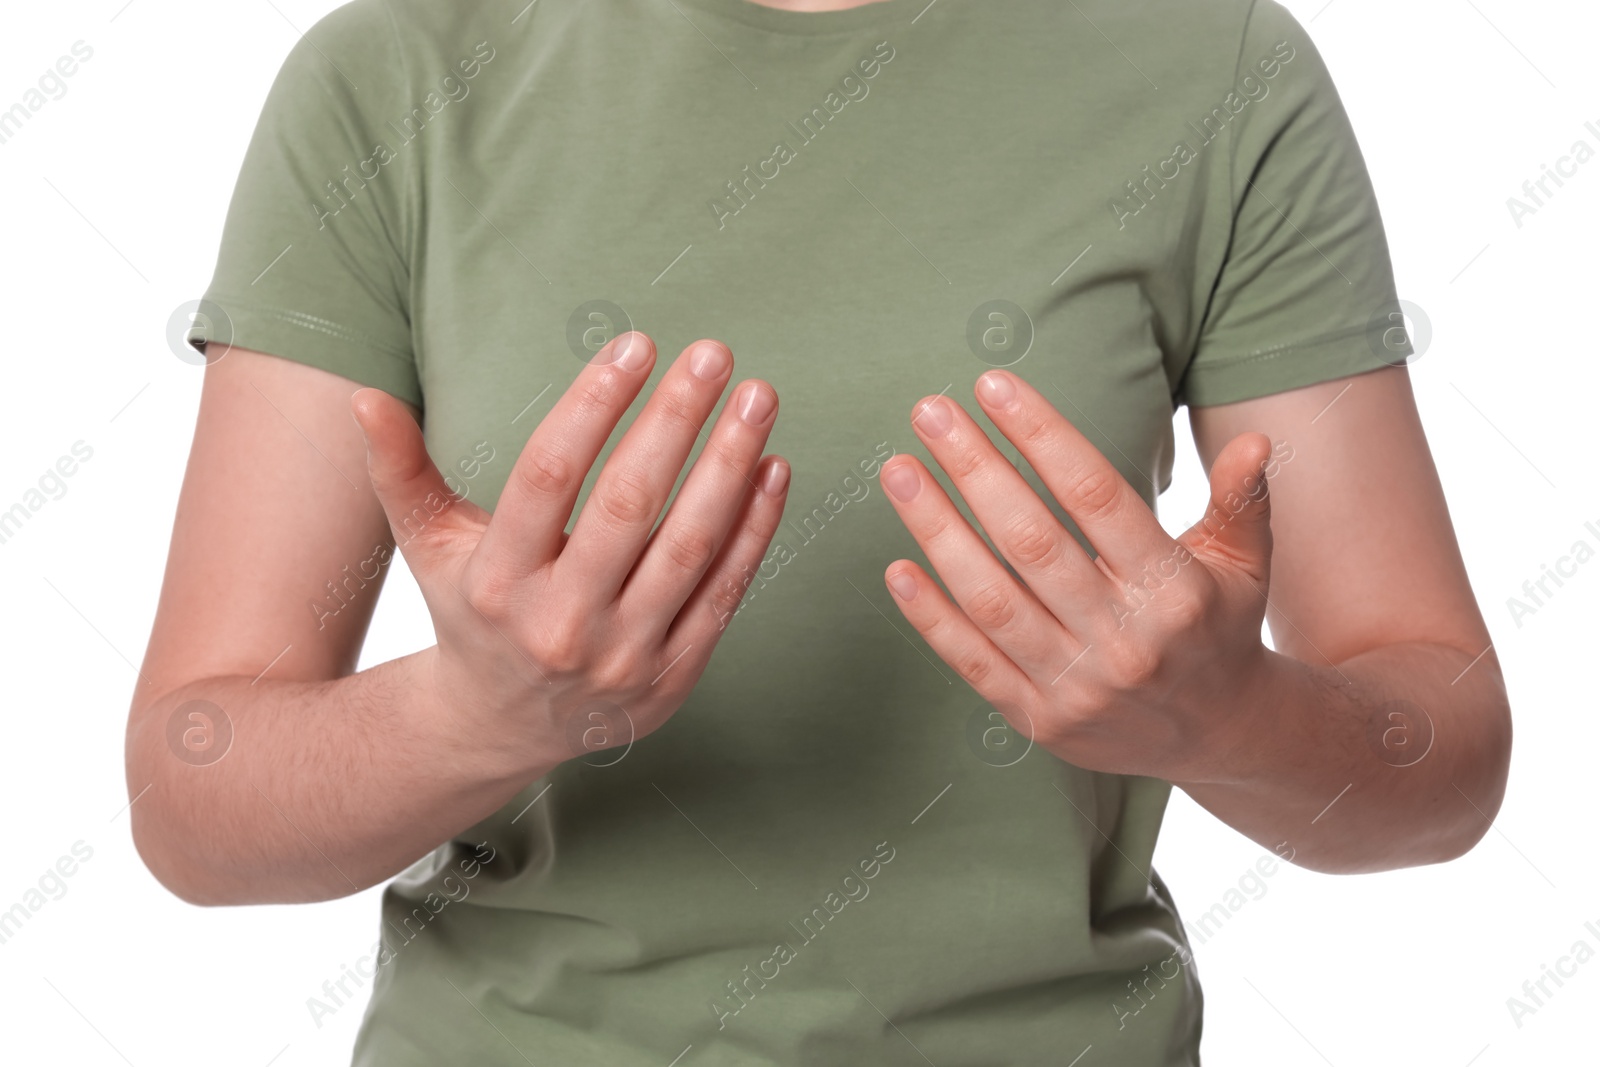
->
[[611, 332, 651, 371], [738, 382, 776, 425], [689, 341, 730, 381], [977, 371, 1017, 410], [913, 397, 953, 437], [887, 569, 919, 601], [761, 459, 790, 495], [882, 462, 920, 502]]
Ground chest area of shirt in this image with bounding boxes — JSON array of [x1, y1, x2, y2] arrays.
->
[[402, 12, 1189, 510]]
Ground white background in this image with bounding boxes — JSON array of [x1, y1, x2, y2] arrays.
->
[[0, 0, 1595, 1064]]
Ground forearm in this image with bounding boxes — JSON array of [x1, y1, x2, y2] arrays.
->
[[1175, 641, 1512, 873], [125, 647, 556, 905]]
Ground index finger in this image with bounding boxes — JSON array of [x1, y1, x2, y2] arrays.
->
[[971, 369, 1173, 577], [474, 331, 656, 580]]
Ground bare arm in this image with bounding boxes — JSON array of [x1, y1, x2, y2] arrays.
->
[[1178, 366, 1511, 872], [128, 337, 788, 904]]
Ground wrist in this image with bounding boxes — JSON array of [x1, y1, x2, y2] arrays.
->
[[1173, 645, 1297, 788], [416, 644, 569, 784]]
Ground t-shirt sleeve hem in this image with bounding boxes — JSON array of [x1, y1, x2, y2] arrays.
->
[[200, 293, 422, 408], [1178, 324, 1401, 408]]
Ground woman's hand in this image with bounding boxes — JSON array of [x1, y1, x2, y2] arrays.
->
[[879, 369, 1283, 783], [354, 333, 789, 775]]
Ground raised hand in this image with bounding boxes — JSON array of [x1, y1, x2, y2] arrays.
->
[[879, 369, 1285, 782], [352, 333, 788, 770]]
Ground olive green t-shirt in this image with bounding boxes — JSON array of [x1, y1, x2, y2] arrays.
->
[[198, 0, 1407, 1062]]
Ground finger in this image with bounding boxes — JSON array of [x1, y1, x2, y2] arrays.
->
[[351, 388, 486, 570], [1179, 431, 1274, 585], [474, 330, 656, 579], [972, 371, 1173, 578], [879, 453, 1069, 678], [882, 560, 1034, 708], [667, 455, 790, 655], [907, 393, 1106, 627], [558, 342, 767, 609], [621, 377, 781, 633]]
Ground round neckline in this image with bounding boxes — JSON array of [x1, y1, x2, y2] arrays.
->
[[670, 0, 921, 36]]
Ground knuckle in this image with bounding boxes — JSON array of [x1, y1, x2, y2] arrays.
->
[[964, 582, 1018, 632], [464, 568, 519, 622], [707, 570, 750, 624], [922, 615, 995, 687], [659, 523, 718, 575], [1068, 464, 1122, 521], [747, 497, 784, 545], [1016, 411, 1054, 446], [1162, 587, 1209, 630], [742, 499, 781, 544], [952, 648, 995, 687], [595, 468, 657, 528], [652, 383, 703, 434], [516, 447, 575, 498], [944, 442, 986, 480], [528, 623, 588, 675], [574, 377, 617, 418], [587, 650, 639, 694], [1005, 517, 1061, 569], [1104, 636, 1161, 688], [921, 513, 963, 551], [701, 436, 748, 478]]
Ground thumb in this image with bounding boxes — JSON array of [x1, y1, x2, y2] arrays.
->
[[350, 388, 477, 568], [1179, 431, 1274, 584]]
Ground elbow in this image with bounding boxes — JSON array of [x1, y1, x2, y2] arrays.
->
[[125, 755, 253, 907], [128, 805, 241, 907], [125, 691, 255, 907], [1433, 689, 1515, 866], [1293, 687, 1513, 874], [126, 790, 364, 907]]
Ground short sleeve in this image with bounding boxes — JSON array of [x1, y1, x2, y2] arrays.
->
[[196, 0, 420, 407], [1176, 0, 1408, 409]]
